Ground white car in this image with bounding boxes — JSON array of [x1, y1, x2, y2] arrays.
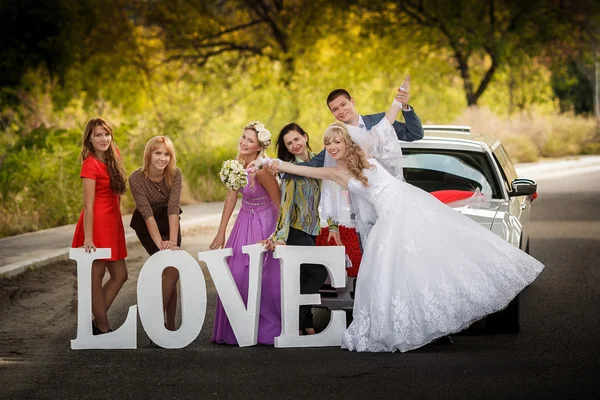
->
[[317, 125, 538, 333]]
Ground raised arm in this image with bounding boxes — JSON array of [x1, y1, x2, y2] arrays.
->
[[395, 108, 424, 142], [373, 78, 424, 142], [394, 74, 423, 141], [385, 102, 403, 127]]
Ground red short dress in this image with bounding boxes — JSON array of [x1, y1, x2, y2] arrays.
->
[[72, 156, 127, 261]]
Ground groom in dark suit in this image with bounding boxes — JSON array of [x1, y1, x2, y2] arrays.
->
[[299, 87, 424, 168]]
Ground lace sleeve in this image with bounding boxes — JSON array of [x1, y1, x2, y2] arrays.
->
[[348, 181, 378, 245], [346, 119, 404, 180], [369, 118, 404, 179]]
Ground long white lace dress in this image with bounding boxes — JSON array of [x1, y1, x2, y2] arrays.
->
[[340, 133, 544, 353]]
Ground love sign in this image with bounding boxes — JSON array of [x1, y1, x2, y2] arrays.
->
[[70, 244, 347, 350]]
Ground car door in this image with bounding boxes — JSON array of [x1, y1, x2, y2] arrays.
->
[[492, 144, 529, 249]]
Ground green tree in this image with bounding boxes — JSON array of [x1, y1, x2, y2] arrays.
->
[[351, 0, 598, 107], [0, 0, 136, 101]]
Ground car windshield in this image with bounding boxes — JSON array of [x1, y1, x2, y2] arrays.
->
[[402, 149, 502, 199]]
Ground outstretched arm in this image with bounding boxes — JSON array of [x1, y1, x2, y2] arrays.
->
[[276, 161, 350, 189], [281, 149, 326, 180]]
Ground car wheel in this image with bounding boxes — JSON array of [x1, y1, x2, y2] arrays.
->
[[485, 294, 520, 334]]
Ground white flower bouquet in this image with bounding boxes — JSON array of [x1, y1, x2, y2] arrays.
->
[[219, 159, 248, 191]]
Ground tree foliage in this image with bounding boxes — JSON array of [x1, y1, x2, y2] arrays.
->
[[1, 0, 600, 237], [0, 0, 135, 97], [350, 0, 598, 106]]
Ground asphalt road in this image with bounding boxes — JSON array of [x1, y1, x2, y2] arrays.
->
[[1, 170, 599, 399]]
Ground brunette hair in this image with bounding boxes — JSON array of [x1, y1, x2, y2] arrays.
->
[[275, 123, 312, 162], [141, 136, 177, 188], [80, 118, 127, 195], [326, 89, 352, 109], [323, 122, 372, 186]]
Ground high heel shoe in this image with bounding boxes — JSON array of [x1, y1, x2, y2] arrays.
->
[[92, 320, 102, 336], [92, 320, 111, 335]]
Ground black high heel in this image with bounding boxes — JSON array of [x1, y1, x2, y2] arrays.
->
[[92, 320, 101, 336], [92, 320, 112, 335]]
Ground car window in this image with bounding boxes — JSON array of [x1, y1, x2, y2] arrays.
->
[[402, 149, 502, 199], [492, 144, 518, 192]]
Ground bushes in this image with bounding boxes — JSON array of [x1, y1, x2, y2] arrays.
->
[[179, 146, 237, 203], [454, 107, 600, 163], [0, 126, 82, 236], [501, 135, 540, 163], [0, 119, 239, 237], [2, 61, 599, 237], [541, 115, 598, 158]]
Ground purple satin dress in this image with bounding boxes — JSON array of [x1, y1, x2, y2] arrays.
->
[[212, 181, 281, 345]]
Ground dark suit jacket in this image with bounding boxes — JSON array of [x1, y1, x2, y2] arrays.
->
[[284, 108, 424, 173]]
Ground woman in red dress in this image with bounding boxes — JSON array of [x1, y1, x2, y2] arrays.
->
[[72, 118, 128, 335]]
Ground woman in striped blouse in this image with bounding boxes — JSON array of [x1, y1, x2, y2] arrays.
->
[[263, 123, 335, 335]]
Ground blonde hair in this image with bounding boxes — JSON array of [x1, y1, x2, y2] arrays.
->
[[235, 125, 268, 167], [141, 136, 177, 188], [80, 117, 127, 195], [236, 125, 270, 189], [323, 122, 372, 186]]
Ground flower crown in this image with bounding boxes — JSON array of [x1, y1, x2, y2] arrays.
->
[[247, 120, 272, 147]]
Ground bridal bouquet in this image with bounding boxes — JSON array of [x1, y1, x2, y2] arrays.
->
[[219, 159, 248, 191]]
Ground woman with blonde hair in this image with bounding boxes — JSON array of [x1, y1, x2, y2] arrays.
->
[[129, 136, 183, 331], [252, 100, 544, 353], [72, 118, 128, 335], [210, 121, 281, 345]]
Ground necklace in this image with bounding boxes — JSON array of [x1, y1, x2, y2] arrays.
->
[[338, 166, 350, 175], [147, 174, 164, 193], [150, 179, 163, 192]]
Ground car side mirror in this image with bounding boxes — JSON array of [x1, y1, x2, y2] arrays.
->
[[509, 178, 537, 197]]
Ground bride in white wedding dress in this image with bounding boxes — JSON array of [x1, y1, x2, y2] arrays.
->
[[253, 103, 544, 353]]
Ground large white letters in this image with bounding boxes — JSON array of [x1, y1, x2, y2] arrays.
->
[[273, 245, 347, 348], [137, 250, 206, 349], [198, 244, 266, 347], [70, 245, 348, 349], [70, 248, 137, 350]]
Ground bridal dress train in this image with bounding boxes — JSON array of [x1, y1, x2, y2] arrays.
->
[[340, 121, 544, 353]]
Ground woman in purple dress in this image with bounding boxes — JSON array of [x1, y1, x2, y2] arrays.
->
[[210, 121, 281, 345]]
